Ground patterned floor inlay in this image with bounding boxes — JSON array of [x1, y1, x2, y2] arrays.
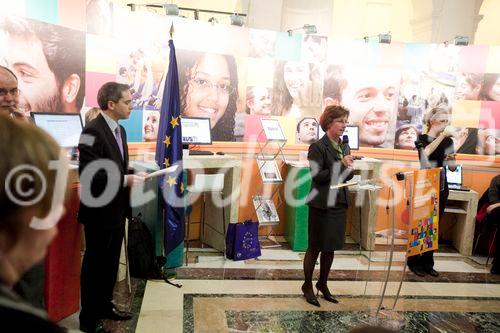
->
[[183, 294, 500, 333], [176, 267, 500, 284]]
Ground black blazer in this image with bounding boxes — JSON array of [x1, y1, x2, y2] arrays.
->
[[77, 114, 131, 229], [306, 134, 354, 209]]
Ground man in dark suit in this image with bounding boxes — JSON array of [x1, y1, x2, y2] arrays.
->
[[78, 82, 145, 333]]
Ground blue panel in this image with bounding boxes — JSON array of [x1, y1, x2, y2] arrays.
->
[[119, 109, 143, 142], [25, 0, 59, 24], [275, 32, 302, 61]]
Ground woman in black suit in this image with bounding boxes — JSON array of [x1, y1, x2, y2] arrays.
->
[[302, 105, 354, 306]]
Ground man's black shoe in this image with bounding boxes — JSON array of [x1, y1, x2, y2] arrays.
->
[[425, 268, 439, 277], [101, 305, 132, 321], [79, 319, 110, 333], [491, 265, 500, 275], [409, 266, 426, 277]]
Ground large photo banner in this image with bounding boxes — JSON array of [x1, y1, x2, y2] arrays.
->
[[0, 1, 498, 154], [407, 168, 441, 257]]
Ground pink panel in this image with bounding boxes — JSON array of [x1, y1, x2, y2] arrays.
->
[[85, 72, 116, 107], [458, 45, 489, 73], [479, 101, 500, 130]]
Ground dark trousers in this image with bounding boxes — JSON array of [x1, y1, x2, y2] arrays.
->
[[408, 189, 448, 271], [80, 222, 124, 322]]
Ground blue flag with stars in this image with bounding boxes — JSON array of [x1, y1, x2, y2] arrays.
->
[[155, 38, 184, 268]]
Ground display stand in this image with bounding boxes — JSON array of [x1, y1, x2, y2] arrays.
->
[[253, 118, 287, 248], [376, 168, 441, 315]]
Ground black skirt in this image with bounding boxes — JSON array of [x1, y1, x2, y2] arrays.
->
[[308, 205, 347, 252]]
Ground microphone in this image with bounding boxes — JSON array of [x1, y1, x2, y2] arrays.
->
[[342, 135, 351, 156], [342, 134, 363, 160], [415, 140, 430, 169]]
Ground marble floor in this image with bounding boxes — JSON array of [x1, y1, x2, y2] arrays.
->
[[59, 237, 500, 332]]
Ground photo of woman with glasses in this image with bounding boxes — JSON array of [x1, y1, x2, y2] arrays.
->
[[177, 49, 239, 141]]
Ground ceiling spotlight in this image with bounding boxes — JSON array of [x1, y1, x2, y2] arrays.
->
[[287, 24, 317, 36], [378, 33, 391, 44], [230, 14, 244, 27], [303, 24, 317, 34], [454, 36, 469, 46], [165, 3, 179, 16], [363, 33, 391, 44]]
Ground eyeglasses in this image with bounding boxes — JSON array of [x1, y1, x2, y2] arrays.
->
[[0, 88, 20, 97], [189, 78, 235, 96], [333, 119, 349, 125]]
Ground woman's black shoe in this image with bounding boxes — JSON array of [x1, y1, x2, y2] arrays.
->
[[301, 283, 320, 307], [315, 282, 339, 304]]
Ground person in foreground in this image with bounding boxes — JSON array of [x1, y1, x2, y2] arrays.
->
[[78, 82, 145, 333], [409, 107, 456, 277], [0, 114, 68, 332], [487, 174, 500, 274], [302, 105, 354, 307]]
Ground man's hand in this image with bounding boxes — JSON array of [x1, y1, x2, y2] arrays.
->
[[341, 155, 354, 168], [126, 173, 146, 186]]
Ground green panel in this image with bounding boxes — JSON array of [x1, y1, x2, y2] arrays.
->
[[285, 167, 311, 251], [166, 242, 183, 269]]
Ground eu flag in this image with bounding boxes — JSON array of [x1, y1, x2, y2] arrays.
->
[[155, 38, 184, 268]]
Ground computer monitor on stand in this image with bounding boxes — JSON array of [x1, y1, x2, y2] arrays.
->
[[31, 112, 83, 160], [181, 117, 213, 155]]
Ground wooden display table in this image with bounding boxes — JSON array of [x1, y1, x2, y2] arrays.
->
[[442, 189, 479, 255], [183, 154, 242, 252]]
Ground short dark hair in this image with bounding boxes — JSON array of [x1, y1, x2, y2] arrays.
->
[[319, 105, 349, 132], [97, 82, 130, 110], [0, 65, 17, 82], [296, 117, 317, 132]]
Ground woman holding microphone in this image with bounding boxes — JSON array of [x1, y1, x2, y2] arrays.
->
[[302, 105, 354, 307]]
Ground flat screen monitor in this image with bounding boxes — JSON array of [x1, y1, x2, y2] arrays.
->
[[343, 125, 359, 150], [445, 164, 463, 186], [31, 112, 83, 148], [181, 117, 212, 145]]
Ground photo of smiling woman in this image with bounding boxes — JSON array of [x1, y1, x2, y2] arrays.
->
[[143, 110, 159, 142], [271, 60, 320, 118], [177, 49, 238, 141]]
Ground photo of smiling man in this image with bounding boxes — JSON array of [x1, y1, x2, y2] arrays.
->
[[340, 67, 400, 148], [0, 16, 85, 117]]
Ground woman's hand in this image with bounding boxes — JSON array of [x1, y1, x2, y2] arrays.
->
[[441, 125, 455, 137], [341, 155, 354, 168]]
